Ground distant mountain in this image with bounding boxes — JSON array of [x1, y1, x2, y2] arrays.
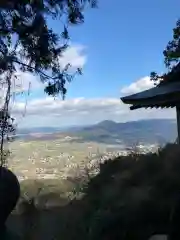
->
[[16, 125, 88, 135], [72, 119, 177, 145], [16, 119, 177, 145], [15, 127, 63, 141], [17, 127, 62, 135], [15, 125, 89, 141]]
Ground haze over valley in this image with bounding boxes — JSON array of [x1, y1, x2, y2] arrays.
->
[[8, 119, 177, 186]]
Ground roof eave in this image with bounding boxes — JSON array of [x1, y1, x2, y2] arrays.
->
[[120, 81, 180, 104]]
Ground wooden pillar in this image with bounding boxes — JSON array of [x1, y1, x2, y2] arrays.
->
[[176, 107, 180, 144]]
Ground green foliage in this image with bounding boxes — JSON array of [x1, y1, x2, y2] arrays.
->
[[0, 109, 16, 166], [9, 144, 180, 239], [150, 19, 180, 85], [75, 144, 180, 239], [0, 0, 96, 165], [163, 20, 180, 68], [0, 0, 96, 97], [0, 110, 15, 138]]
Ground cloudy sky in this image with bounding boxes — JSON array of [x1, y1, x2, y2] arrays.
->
[[8, 0, 180, 128]]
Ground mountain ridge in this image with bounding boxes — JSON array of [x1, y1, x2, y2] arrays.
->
[[73, 119, 177, 145], [16, 119, 177, 145]]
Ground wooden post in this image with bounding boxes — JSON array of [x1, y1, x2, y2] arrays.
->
[[176, 107, 180, 144]]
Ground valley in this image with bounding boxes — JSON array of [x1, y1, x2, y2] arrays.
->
[[6, 119, 176, 194], [7, 118, 175, 185]]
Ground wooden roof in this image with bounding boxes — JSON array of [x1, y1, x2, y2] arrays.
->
[[121, 81, 180, 110]]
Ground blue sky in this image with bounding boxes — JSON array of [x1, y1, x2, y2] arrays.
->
[[13, 0, 178, 128], [65, 0, 180, 98]]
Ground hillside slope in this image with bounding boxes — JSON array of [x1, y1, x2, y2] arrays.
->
[[74, 119, 177, 145], [16, 119, 177, 145]]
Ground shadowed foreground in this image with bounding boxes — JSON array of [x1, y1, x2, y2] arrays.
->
[[6, 144, 180, 239], [0, 167, 20, 239]]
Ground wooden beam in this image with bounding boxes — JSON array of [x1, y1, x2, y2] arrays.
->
[[176, 107, 180, 144]]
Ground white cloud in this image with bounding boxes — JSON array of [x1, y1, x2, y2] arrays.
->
[[11, 72, 43, 94], [120, 76, 155, 95], [12, 97, 176, 128], [18, 44, 86, 91], [0, 44, 87, 96], [59, 44, 87, 69], [13, 97, 121, 116], [7, 75, 176, 128]]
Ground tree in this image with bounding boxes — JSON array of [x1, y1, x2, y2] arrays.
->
[[150, 19, 180, 85], [0, 0, 97, 165], [0, 110, 15, 166]]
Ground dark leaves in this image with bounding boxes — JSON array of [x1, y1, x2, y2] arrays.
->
[[68, 7, 84, 24], [77, 67, 82, 75], [0, 0, 93, 163], [163, 19, 180, 68], [61, 26, 69, 40], [0, 0, 95, 97], [44, 63, 82, 98], [91, 0, 97, 8], [150, 72, 162, 86], [0, 109, 16, 138], [53, 44, 68, 57], [151, 19, 180, 85]]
